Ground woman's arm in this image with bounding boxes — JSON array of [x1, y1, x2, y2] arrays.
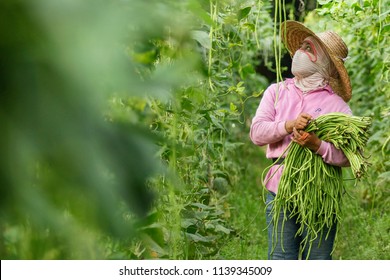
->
[[292, 125, 350, 167], [250, 86, 289, 146], [316, 141, 350, 167]]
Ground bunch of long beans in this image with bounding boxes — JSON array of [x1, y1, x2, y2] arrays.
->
[[268, 113, 371, 259]]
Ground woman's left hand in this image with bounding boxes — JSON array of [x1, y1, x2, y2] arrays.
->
[[292, 127, 322, 152]]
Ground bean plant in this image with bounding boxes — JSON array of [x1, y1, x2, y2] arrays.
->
[[0, 0, 388, 260]]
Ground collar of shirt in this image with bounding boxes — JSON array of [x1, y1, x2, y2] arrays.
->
[[285, 78, 334, 95]]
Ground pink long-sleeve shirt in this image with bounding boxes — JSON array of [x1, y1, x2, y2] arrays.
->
[[250, 78, 352, 194]]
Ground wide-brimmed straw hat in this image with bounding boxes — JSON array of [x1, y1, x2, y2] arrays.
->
[[281, 20, 351, 102]]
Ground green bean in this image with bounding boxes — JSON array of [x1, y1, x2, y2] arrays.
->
[[266, 113, 371, 259]]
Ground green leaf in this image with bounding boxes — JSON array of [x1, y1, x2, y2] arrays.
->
[[242, 22, 255, 31], [188, 0, 214, 26], [185, 233, 216, 243], [240, 63, 255, 78], [191, 30, 211, 49], [215, 224, 231, 235], [191, 202, 212, 210], [237, 7, 251, 21], [252, 90, 264, 98], [143, 233, 168, 257], [352, 2, 363, 12], [378, 171, 390, 183], [230, 102, 238, 113], [317, 0, 332, 5], [181, 218, 198, 229], [132, 49, 158, 65], [193, 211, 210, 220]]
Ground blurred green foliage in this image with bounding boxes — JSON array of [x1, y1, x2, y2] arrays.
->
[[0, 0, 200, 259], [108, 0, 277, 259], [1, 0, 388, 260]]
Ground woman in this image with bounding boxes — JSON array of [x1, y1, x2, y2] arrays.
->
[[250, 20, 352, 260]]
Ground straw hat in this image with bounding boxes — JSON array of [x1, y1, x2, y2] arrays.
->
[[281, 20, 351, 102]]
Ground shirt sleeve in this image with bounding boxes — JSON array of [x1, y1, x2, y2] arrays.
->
[[315, 141, 350, 167], [315, 104, 353, 167], [249, 85, 289, 146]]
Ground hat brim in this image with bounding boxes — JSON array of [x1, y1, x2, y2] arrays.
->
[[281, 20, 351, 102]]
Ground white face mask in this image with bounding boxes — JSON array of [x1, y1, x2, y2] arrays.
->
[[291, 50, 318, 78], [291, 36, 337, 93]]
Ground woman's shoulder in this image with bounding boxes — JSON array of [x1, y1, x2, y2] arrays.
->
[[317, 87, 352, 114], [265, 78, 293, 93]]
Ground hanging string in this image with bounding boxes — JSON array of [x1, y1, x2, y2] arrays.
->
[[273, 0, 287, 106]]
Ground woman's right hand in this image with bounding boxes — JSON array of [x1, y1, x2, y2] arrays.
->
[[285, 113, 312, 133]]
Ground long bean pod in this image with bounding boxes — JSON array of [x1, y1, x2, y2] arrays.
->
[[267, 113, 371, 259]]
